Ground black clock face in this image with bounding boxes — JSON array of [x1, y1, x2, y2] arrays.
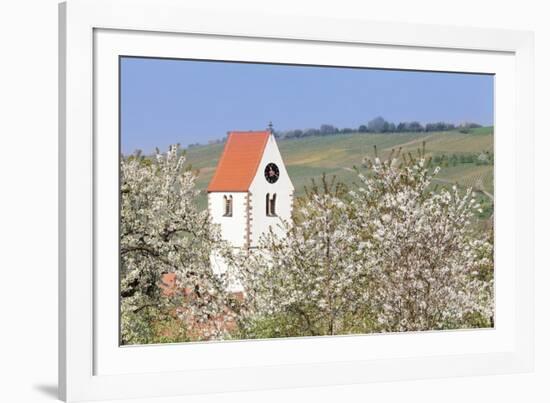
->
[[264, 163, 280, 184]]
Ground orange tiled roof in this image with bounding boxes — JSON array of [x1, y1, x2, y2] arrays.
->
[[207, 131, 270, 192]]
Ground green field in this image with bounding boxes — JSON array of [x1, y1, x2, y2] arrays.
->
[[185, 127, 494, 211]]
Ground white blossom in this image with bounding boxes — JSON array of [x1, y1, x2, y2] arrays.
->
[[120, 146, 237, 344], [349, 157, 493, 331]]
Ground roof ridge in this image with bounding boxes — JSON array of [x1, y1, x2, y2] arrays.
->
[[244, 132, 269, 190]]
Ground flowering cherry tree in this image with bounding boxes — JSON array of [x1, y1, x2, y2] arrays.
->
[[349, 154, 494, 331], [236, 155, 493, 337], [120, 145, 236, 344], [235, 177, 373, 337]]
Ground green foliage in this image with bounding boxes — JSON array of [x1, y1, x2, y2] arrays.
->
[[238, 312, 318, 339], [121, 304, 190, 345]]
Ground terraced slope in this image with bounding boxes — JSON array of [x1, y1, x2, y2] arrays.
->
[[184, 127, 494, 210]]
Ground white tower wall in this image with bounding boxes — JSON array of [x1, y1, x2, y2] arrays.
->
[[206, 132, 294, 292], [248, 135, 294, 247], [208, 191, 248, 248]]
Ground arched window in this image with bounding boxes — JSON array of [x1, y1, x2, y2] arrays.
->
[[266, 193, 277, 216], [223, 195, 233, 217], [270, 193, 276, 216]]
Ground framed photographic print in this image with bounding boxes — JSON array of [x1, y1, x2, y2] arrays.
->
[[59, 0, 534, 401]]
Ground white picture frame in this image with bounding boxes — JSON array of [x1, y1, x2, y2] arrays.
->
[[59, 0, 534, 401]]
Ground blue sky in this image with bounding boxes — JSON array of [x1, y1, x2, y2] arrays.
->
[[120, 57, 494, 154]]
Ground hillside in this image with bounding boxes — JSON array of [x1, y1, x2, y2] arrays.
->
[[184, 127, 494, 212]]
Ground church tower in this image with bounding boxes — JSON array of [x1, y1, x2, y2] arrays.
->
[[207, 129, 294, 252]]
